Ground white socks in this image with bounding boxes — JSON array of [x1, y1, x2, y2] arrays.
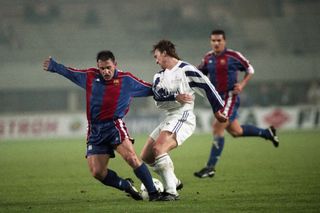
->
[[151, 153, 179, 195]]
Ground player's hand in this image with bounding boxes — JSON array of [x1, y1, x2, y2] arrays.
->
[[233, 83, 243, 94], [43, 56, 52, 71], [175, 94, 193, 104], [214, 110, 228, 123]]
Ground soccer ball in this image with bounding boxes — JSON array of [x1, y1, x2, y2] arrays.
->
[[140, 178, 164, 200]]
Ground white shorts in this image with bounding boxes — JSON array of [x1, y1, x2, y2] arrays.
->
[[149, 110, 196, 146]]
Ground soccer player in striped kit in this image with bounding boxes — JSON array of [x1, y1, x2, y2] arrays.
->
[[194, 30, 279, 179], [42, 50, 165, 201], [140, 40, 227, 201]]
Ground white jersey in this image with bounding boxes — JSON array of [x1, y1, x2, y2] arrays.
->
[[152, 60, 224, 114]]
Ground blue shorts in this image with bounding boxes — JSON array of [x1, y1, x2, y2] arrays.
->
[[221, 92, 240, 122], [86, 119, 131, 158]]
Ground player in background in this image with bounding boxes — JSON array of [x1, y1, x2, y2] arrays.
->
[[140, 40, 228, 201], [194, 30, 279, 179], [42, 50, 165, 201]]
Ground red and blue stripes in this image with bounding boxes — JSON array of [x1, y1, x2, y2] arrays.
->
[[87, 70, 152, 123], [48, 58, 152, 125], [199, 48, 253, 95]]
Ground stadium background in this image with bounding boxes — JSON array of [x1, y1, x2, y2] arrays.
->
[[0, 0, 319, 140], [1, 1, 320, 212]]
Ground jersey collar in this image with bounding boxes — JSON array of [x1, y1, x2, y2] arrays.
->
[[213, 48, 227, 57]]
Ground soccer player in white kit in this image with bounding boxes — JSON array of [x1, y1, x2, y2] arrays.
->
[[140, 40, 228, 201]]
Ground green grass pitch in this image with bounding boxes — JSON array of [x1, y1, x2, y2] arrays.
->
[[1, 130, 320, 212]]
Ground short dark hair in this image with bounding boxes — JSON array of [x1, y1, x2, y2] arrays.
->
[[152, 40, 180, 60], [96, 50, 115, 62], [211, 29, 226, 40]]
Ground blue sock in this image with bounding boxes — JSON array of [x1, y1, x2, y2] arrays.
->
[[241, 125, 271, 139], [134, 163, 157, 194], [101, 169, 129, 191], [206, 136, 225, 168]]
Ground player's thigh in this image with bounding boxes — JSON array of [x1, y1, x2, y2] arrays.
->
[[153, 131, 178, 156], [213, 120, 229, 136], [140, 137, 156, 164], [116, 138, 141, 168], [226, 119, 243, 137]]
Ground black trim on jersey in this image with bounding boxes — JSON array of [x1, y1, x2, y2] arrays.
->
[[154, 94, 175, 102], [185, 71, 201, 78], [154, 77, 160, 86], [188, 82, 222, 113], [153, 75, 176, 102], [188, 81, 208, 89], [179, 62, 188, 68]]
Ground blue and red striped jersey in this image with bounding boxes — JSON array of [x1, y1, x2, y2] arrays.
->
[[48, 59, 153, 124], [198, 48, 254, 96]]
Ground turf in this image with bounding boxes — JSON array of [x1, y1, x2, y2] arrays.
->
[[0, 130, 320, 212]]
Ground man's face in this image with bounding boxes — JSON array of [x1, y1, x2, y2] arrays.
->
[[153, 49, 167, 69], [210, 34, 226, 54], [97, 59, 116, 80]]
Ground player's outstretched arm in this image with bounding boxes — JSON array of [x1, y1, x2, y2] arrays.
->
[[41, 56, 87, 89]]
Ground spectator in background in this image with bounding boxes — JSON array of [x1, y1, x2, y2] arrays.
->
[[258, 83, 271, 106], [307, 80, 320, 105], [272, 82, 292, 106], [24, 0, 60, 23], [239, 90, 253, 107], [0, 21, 21, 49], [84, 6, 100, 27], [280, 85, 291, 105]]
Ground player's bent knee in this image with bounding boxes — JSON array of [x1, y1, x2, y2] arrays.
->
[[90, 168, 105, 181], [230, 131, 242, 137], [151, 145, 164, 158], [124, 153, 141, 168], [141, 154, 154, 165], [140, 153, 148, 163]]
